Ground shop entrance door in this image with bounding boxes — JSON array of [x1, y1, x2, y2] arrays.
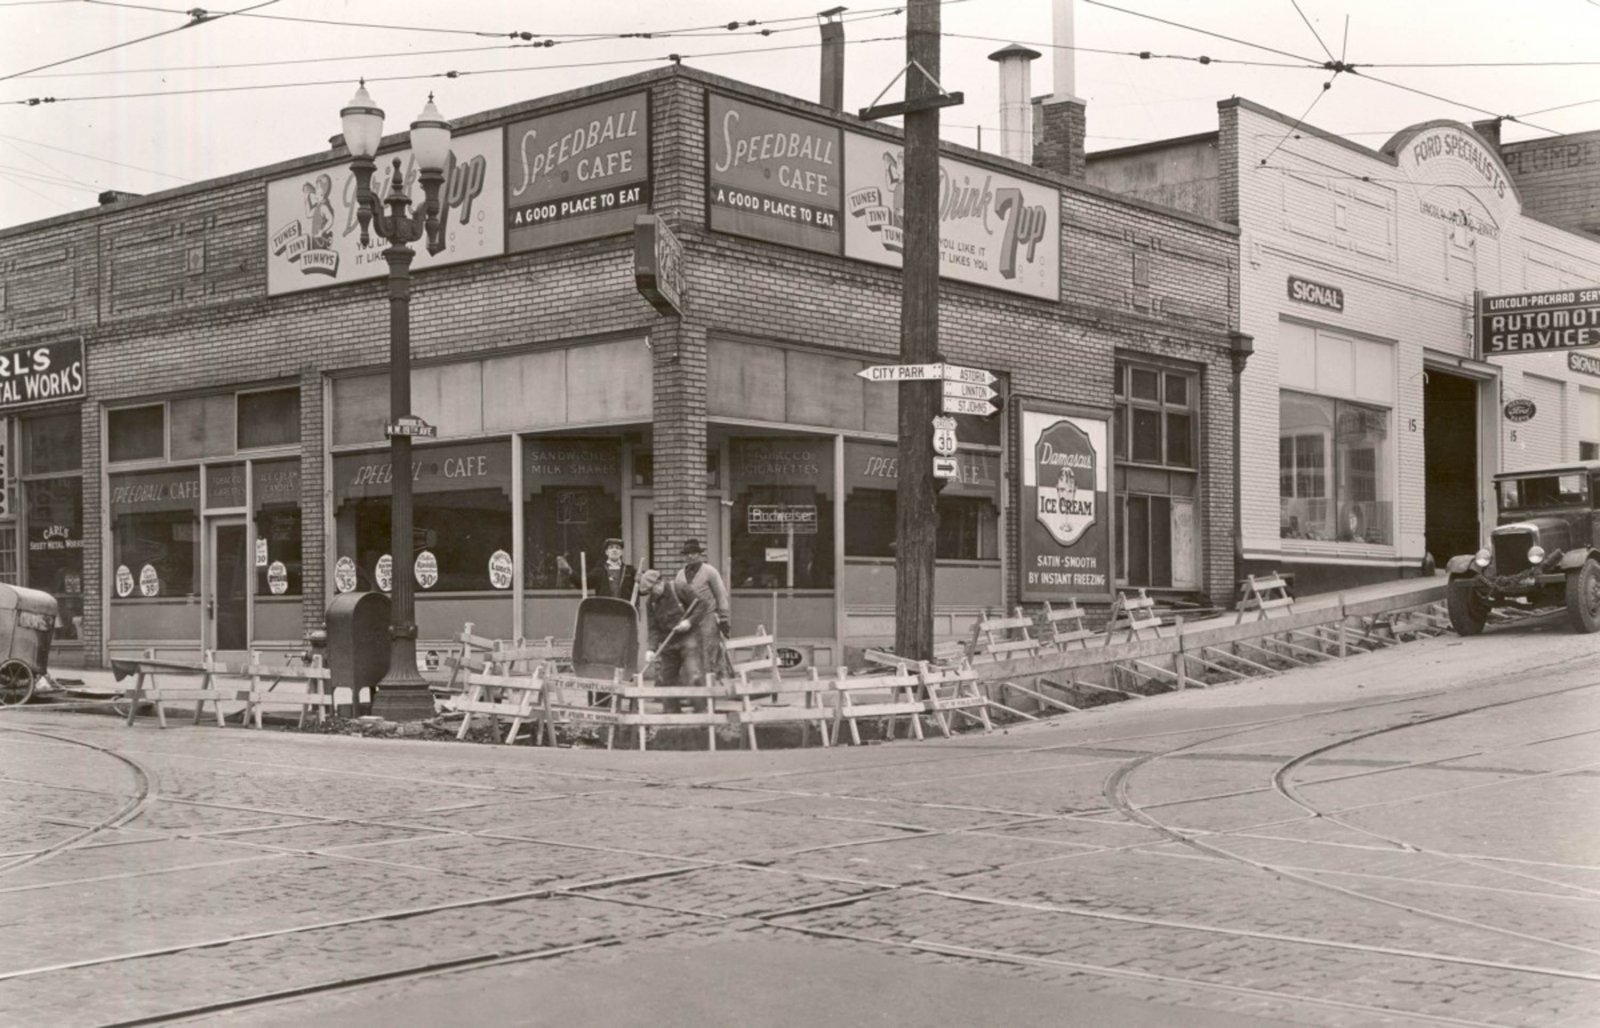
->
[[207, 516, 250, 661], [629, 498, 723, 575], [1423, 368, 1483, 565]]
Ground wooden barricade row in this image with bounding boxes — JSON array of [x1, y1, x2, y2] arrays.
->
[[917, 662, 993, 737], [1105, 589, 1165, 643], [534, 671, 626, 748], [1236, 574, 1295, 625], [828, 663, 927, 746], [722, 625, 832, 750], [1039, 600, 1095, 651], [967, 608, 1042, 663], [116, 649, 229, 729], [448, 665, 546, 745], [241, 652, 333, 729]]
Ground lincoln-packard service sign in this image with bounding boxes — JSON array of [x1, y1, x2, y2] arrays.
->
[[1479, 287, 1600, 356]]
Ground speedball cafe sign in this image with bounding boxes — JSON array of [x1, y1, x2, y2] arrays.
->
[[843, 133, 1059, 300], [267, 128, 503, 295], [707, 93, 842, 256], [1020, 405, 1112, 603], [506, 92, 650, 252]]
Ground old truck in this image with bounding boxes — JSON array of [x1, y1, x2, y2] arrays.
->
[[1445, 461, 1600, 636]]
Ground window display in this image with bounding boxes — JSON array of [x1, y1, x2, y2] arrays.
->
[[109, 469, 200, 598], [730, 438, 834, 589], [1279, 391, 1393, 544], [253, 460, 302, 597], [842, 441, 999, 562], [23, 413, 83, 639], [523, 438, 622, 590]]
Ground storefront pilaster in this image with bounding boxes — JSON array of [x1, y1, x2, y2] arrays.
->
[[650, 318, 707, 573]]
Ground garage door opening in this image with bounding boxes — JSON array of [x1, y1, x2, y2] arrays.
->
[[1424, 368, 1481, 565]]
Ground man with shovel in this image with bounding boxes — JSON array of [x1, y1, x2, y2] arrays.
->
[[639, 569, 703, 713]]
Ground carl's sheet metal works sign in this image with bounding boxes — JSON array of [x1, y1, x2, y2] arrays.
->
[[707, 94, 842, 255], [843, 133, 1059, 301], [0, 338, 84, 410], [267, 128, 503, 296], [1479, 287, 1600, 356], [506, 92, 651, 252], [1020, 406, 1112, 603]]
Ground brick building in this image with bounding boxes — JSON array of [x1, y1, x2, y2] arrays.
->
[[1090, 99, 1600, 593], [0, 66, 1240, 670]]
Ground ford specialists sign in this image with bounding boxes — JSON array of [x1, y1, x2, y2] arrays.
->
[[0, 338, 84, 410], [1479, 288, 1600, 356], [1288, 276, 1343, 313]]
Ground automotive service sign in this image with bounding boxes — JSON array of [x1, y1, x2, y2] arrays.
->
[[1020, 406, 1112, 603], [707, 93, 842, 255], [1478, 287, 1600, 356], [267, 128, 503, 296], [843, 132, 1059, 300], [505, 92, 650, 252]]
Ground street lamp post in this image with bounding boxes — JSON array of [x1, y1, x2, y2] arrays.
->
[[339, 82, 452, 721]]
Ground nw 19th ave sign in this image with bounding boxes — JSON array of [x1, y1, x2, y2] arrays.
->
[[1479, 287, 1600, 356]]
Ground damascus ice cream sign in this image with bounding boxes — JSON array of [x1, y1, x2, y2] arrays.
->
[[843, 133, 1059, 300], [1020, 407, 1112, 602], [267, 128, 503, 296]]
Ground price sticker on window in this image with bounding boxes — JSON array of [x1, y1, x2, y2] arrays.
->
[[138, 564, 160, 597], [415, 550, 439, 590], [488, 550, 513, 590], [334, 556, 357, 594], [375, 555, 393, 593], [267, 560, 288, 595]]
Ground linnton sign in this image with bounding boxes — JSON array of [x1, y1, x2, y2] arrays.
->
[[1479, 288, 1600, 356]]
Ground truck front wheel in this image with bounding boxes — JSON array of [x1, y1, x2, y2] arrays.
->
[[1565, 559, 1600, 634], [1447, 576, 1490, 636]]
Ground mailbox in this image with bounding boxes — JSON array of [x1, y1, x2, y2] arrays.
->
[[324, 592, 390, 715]]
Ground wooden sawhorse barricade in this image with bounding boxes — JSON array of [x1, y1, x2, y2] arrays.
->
[[114, 650, 229, 728], [828, 660, 991, 746], [241, 652, 333, 728]]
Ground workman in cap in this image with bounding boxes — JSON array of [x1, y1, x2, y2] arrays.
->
[[673, 538, 733, 679], [555, 537, 637, 601], [639, 568, 701, 710]]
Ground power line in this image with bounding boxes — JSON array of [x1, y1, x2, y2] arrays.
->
[[1256, 74, 1337, 167], [1, 0, 280, 82], [944, 32, 1316, 69], [1082, 0, 1319, 65], [0, 130, 192, 181]]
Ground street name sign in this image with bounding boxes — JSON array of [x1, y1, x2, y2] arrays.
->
[[942, 364, 996, 385], [943, 380, 996, 401], [857, 363, 946, 382], [386, 416, 438, 439], [942, 396, 996, 416]]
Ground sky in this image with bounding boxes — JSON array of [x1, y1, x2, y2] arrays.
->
[[1, 0, 1598, 231]]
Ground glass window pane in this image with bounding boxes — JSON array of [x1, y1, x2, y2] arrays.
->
[[845, 489, 896, 557], [524, 487, 622, 590], [1113, 406, 1127, 460], [1132, 409, 1162, 463], [1130, 368, 1160, 401], [108, 406, 164, 463], [936, 496, 998, 560], [1126, 495, 1150, 584], [1333, 399, 1391, 544], [112, 513, 198, 597], [254, 460, 302, 598], [1279, 391, 1335, 540], [1150, 495, 1172, 587], [1165, 374, 1188, 407], [170, 394, 234, 460], [239, 389, 301, 449], [1165, 412, 1193, 467], [1113, 363, 1125, 397], [731, 485, 833, 588], [23, 412, 81, 474], [25, 477, 82, 638]]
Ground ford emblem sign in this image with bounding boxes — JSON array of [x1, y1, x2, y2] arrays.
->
[[1503, 398, 1537, 423]]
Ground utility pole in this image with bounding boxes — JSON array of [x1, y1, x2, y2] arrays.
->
[[894, 0, 943, 663]]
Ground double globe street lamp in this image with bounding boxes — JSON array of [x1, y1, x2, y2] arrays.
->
[[338, 82, 452, 721]]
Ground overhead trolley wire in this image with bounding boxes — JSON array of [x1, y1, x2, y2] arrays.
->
[[1, 0, 280, 82]]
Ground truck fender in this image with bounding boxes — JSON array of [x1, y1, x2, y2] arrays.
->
[[1558, 549, 1598, 571], [1445, 554, 1480, 576]]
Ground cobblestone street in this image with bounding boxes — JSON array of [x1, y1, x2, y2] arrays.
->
[[3, 618, 1598, 1027]]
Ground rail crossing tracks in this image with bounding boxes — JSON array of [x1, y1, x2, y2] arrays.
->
[[1, 644, 1598, 1026]]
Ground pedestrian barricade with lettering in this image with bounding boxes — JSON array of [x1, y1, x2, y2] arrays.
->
[[967, 607, 1041, 663], [435, 621, 497, 705], [1039, 600, 1095, 651], [241, 652, 333, 729], [917, 661, 992, 736], [114, 649, 229, 729], [827, 663, 930, 746], [1105, 588, 1165, 643], [448, 664, 546, 744], [1235, 573, 1295, 625], [532, 669, 626, 747], [724, 625, 830, 750], [862, 638, 966, 669]]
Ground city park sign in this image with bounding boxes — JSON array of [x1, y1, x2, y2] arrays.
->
[[1477, 287, 1600, 357]]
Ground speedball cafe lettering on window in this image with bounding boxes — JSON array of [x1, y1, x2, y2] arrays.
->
[[1019, 406, 1113, 603], [843, 133, 1060, 300], [707, 93, 842, 256], [266, 128, 504, 296], [334, 442, 512, 501], [506, 92, 651, 252], [0, 338, 85, 410]]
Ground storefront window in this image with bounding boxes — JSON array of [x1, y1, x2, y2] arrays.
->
[[730, 437, 834, 589], [253, 460, 301, 597], [25, 477, 83, 638], [109, 469, 200, 598], [333, 442, 513, 593], [523, 438, 622, 590], [1279, 391, 1392, 544], [23, 411, 80, 474], [843, 442, 1000, 561], [239, 388, 300, 450]]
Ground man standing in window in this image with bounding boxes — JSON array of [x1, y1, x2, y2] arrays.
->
[[555, 537, 637, 601], [674, 538, 732, 677]]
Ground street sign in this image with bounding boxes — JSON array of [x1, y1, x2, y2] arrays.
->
[[942, 380, 996, 401], [942, 364, 996, 385], [932, 415, 957, 457], [857, 362, 946, 382], [386, 416, 437, 438], [932, 456, 958, 479], [942, 396, 996, 416]]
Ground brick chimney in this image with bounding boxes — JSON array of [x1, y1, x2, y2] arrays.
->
[[1032, 0, 1085, 178], [1471, 117, 1503, 151]]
